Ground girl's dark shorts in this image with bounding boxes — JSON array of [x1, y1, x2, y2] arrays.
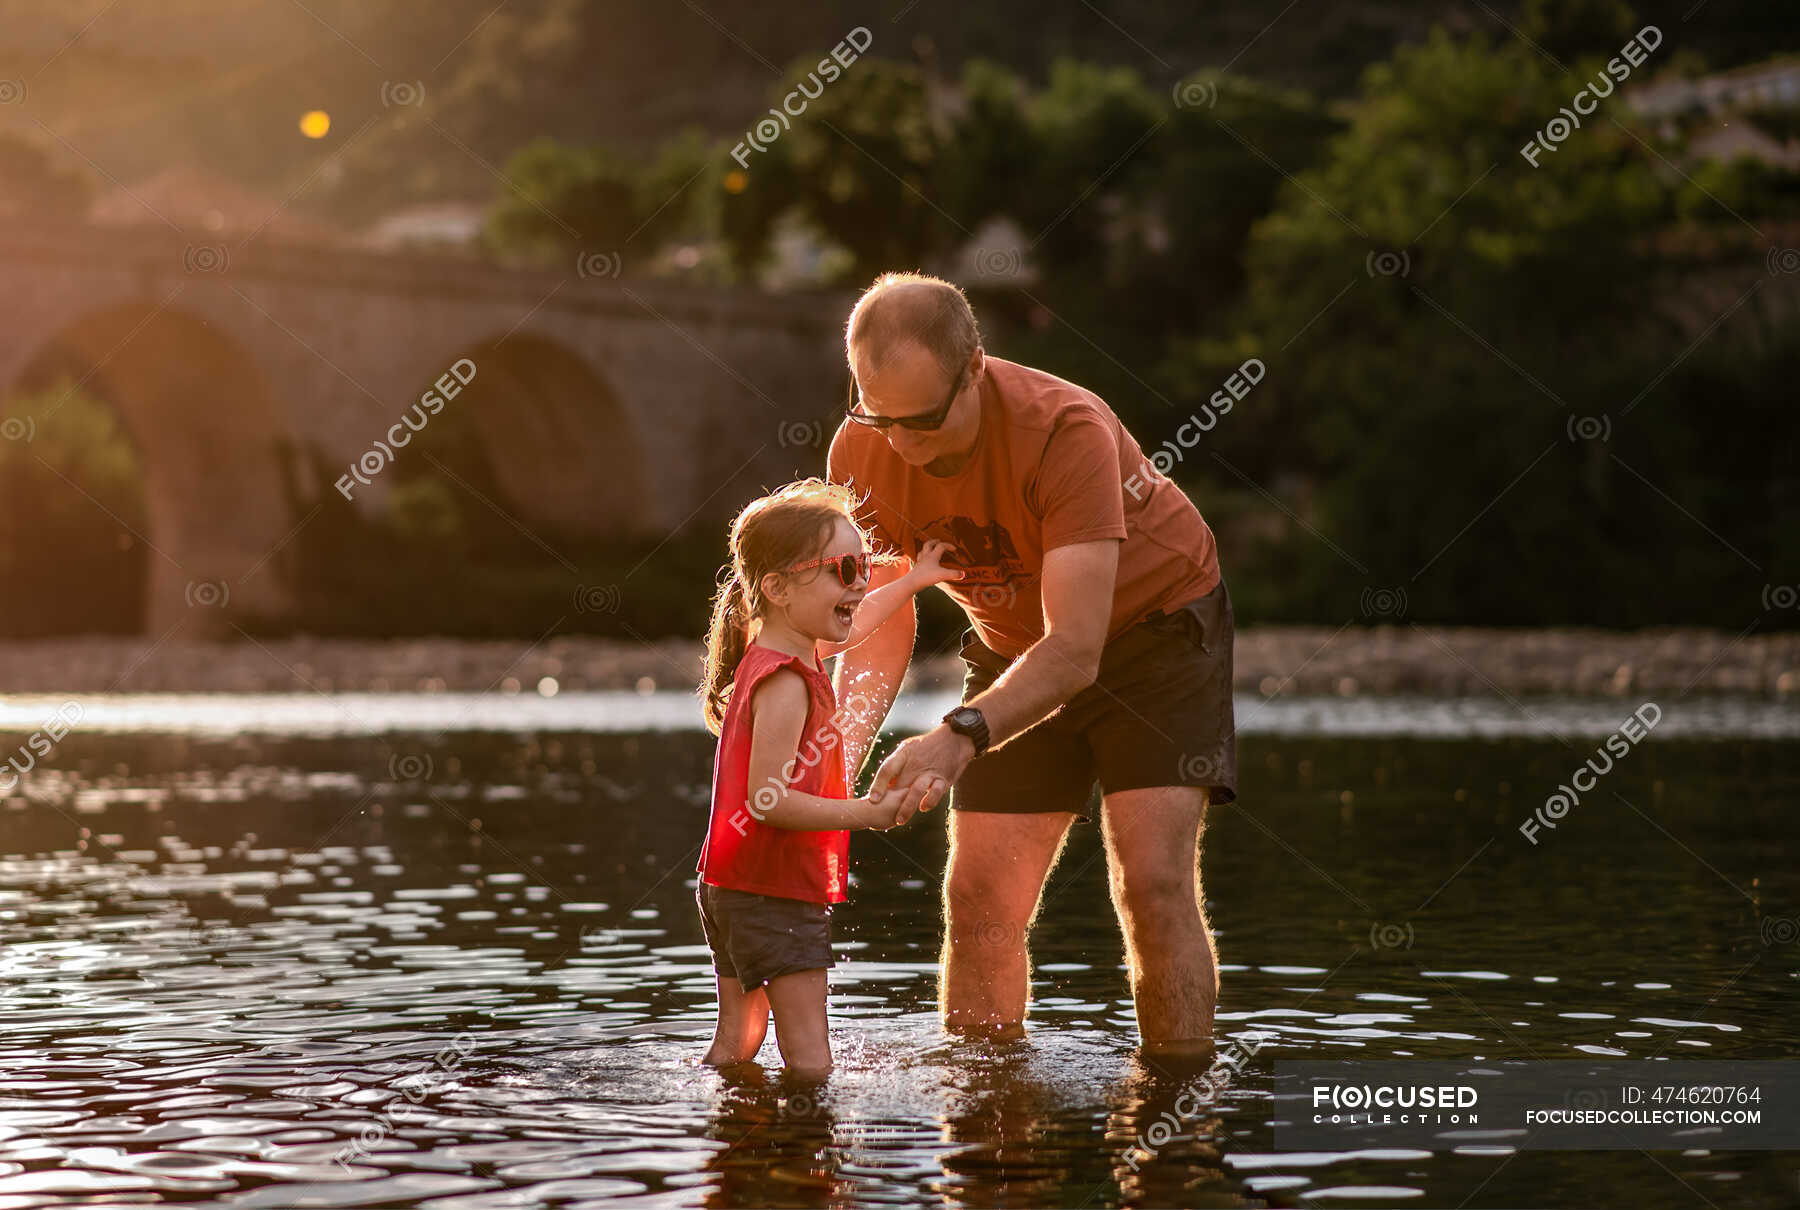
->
[[953, 578, 1237, 818], [696, 881, 834, 993]]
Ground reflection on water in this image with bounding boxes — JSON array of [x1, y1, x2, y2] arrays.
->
[[0, 725, 1794, 1207]]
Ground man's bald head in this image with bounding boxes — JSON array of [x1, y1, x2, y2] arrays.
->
[[845, 272, 982, 381]]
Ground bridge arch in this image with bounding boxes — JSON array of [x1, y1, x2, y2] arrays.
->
[[394, 332, 650, 540], [7, 303, 296, 635]]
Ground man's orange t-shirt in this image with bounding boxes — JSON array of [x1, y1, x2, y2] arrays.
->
[[826, 355, 1220, 661]]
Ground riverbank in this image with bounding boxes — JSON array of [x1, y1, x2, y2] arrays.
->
[[0, 628, 1793, 697]]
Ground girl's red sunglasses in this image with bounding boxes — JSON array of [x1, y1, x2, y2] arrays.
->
[[783, 551, 871, 587]]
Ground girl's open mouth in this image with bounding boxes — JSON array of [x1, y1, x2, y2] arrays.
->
[[833, 603, 857, 625]]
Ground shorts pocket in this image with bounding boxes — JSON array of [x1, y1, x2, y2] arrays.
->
[[1144, 600, 1210, 656], [1179, 581, 1232, 657]]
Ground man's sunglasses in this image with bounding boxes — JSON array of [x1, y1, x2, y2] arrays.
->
[[783, 550, 871, 588], [845, 366, 966, 431]]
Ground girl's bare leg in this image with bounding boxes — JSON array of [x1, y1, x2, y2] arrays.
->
[[703, 974, 770, 1065], [764, 968, 832, 1076]]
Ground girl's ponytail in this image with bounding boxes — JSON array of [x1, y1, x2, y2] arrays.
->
[[700, 569, 752, 736]]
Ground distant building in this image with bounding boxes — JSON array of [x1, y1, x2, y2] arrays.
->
[[361, 200, 489, 252], [1628, 57, 1800, 120], [949, 216, 1039, 287], [1685, 121, 1800, 173], [1628, 57, 1800, 170]]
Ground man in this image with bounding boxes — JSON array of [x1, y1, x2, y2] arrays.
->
[[825, 272, 1237, 1056]]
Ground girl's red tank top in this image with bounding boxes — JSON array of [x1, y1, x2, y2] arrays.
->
[[697, 641, 850, 904]]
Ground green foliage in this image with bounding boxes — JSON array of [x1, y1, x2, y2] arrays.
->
[[935, 59, 1037, 224], [1165, 23, 1794, 626], [502, 52, 1341, 310], [1021, 68, 1340, 434], [1520, 0, 1640, 64], [484, 127, 713, 265], [721, 58, 955, 285], [0, 380, 147, 635], [384, 476, 466, 552], [1681, 152, 1800, 222], [1741, 104, 1800, 145], [1203, 24, 1676, 423], [484, 136, 639, 256]]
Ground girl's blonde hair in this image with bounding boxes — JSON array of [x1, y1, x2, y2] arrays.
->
[[698, 477, 868, 736]]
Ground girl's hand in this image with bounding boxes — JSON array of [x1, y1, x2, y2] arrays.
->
[[862, 780, 911, 830], [863, 774, 946, 829], [910, 539, 965, 590]]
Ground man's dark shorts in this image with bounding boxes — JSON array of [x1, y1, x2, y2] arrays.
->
[[696, 882, 835, 992], [953, 578, 1237, 818]]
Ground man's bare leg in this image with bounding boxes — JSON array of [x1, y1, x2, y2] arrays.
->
[[940, 809, 1075, 1038], [1101, 785, 1216, 1056]]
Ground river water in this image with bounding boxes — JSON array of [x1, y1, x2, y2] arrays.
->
[[0, 695, 1794, 1208]]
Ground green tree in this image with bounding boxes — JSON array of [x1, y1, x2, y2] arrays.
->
[[719, 57, 954, 285], [0, 380, 147, 635], [1520, 0, 1639, 64], [484, 127, 711, 267], [1170, 20, 1790, 626], [1000, 66, 1338, 434]]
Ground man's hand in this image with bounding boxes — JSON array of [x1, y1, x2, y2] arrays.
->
[[873, 725, 974, 826], [864, 772, 948, 829]]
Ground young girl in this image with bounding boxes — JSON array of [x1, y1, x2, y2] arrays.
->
[[696, 477, 960, 1075]]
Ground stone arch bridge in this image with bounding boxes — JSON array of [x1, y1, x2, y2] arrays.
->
[[0, 222, 849, 635]]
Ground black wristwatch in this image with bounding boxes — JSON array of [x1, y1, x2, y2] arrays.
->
[[941, 705, 990, 758]]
